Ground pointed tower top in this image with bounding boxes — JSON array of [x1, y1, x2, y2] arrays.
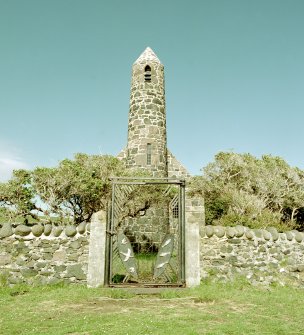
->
[[134, 47, 162, 65]]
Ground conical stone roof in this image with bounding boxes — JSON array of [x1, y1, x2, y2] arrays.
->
[[134, 47, 162, 64]]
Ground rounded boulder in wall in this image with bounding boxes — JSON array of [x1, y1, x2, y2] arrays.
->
[[0, 223, 14, 238], [32, 224, 44, 237], [65, 226, 77, 237], [15, 225, 32, 236]]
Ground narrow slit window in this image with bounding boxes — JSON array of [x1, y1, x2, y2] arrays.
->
[[144, 65, 151, 82], [147, 143, 152, 165]]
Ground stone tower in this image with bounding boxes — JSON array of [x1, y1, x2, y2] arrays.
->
[[126, 47, 167, 177], [118, 47, 189, 179]]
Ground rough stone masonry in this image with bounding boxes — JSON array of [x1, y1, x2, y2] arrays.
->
[[118, 47, 189, 178]]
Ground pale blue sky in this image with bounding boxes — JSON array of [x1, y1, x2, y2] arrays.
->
[[0, 0, 304, 180]]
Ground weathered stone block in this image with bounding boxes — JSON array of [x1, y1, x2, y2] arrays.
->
[[9, 277, 23, 285], [269, 247, 278, 255], [52, 250, 66, 262], [53, 227, 63, 237], [43, 248, 53, 253], [253, 229, 263, 238], [228, 256, 238, 264], [32, 225, 44, 237], [226, 227, 236, 238], [205, 225, 214, 237], [285, 231, 294, 241], [54, 265, 66, 272], [47, 277, 62, 285], [0, 253, 11, 266], [77, 221, 87, 234], [245, 231, 254, 240], [15, 225, 31, 236], [40, 270, 53, 276], [16, 256, 26, 266], [42, 253, 53, 260], [295, 232, 303, 243], [283, 249, 291, 255], [211, 259, 225, 266], [258, 246, 267, 253], [66, 264, 86, 280], [275, 254, 283, 261], [0, 223, 13, 238], [31, 253, 40, 260], [263, 231, 271, 241], [202, 249, 216, 257], [21, 268, 38, 278], [228, 239, 241, 245], [68, 255, 79, 261], [44, 224, 52, 236], [235, 225, 245, 237], [16, 241, 26, 251], [70, 240, 81, 249], [36, 262, 47, 269], [214, 226, 225, 238], [65, 226, 77, 237]]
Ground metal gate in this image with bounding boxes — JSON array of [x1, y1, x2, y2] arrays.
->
[[105, 177, 185, 287]]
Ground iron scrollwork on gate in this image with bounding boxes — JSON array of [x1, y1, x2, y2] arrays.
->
[[105, 177, 185, 287]]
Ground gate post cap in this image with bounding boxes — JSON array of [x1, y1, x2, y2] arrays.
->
[[91, 210, 106, 222]]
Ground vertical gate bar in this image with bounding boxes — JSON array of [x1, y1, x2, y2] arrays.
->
[[109, 182, 116, 285], [180, 181, 186, 284], [178, 184, 182, 283], [104, 201, 111, 285]]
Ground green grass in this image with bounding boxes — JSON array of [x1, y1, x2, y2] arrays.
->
[[135, 252, 157, 281], [0, 280, 304, 335]]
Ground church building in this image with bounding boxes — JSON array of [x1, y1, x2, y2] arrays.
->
[[118, 47, 189, 178]]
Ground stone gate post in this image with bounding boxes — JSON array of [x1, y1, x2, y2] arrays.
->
[[87, 211, 107, 288], [185, 197, 204, 287]]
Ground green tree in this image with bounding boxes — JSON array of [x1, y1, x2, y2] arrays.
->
[[0, 169, 39, 222], [32, 154, 128, 223], [189, 152, 304, 230]]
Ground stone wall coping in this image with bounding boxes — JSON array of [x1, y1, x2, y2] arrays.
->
[[201, 225, 304, 243], [0, 222, 90, 240]]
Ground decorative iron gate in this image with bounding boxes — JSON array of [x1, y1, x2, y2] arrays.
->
[[105, 177, 185, 287]]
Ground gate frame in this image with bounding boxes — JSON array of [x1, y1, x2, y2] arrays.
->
[[105, 177, 186, 287]]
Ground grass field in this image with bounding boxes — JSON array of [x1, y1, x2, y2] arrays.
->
[[0, 280, 303, 335]]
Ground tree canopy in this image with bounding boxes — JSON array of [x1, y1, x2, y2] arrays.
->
[[189, 152, 304, 231], [0, 153, 170, 225], [0, 154, 128, 224], [2, 151, 304, 231]]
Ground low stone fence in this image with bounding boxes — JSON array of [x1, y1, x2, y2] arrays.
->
[[0, 222, 90, 285], [2, 219, 304, 287], [200, 225, 304, 286]]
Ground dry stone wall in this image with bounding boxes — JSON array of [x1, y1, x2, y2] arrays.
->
[[2, 220, 304, 288], [0, 222, 90, 285], [201, 225, 304, 287]]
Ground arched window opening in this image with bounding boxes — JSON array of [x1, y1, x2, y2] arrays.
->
[[147, 143, 152, 165], [144, 65, 151, 82]]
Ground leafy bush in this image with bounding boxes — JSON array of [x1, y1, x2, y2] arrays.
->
[[189, 152, 304, 231], [0, 154, 131, 224]]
